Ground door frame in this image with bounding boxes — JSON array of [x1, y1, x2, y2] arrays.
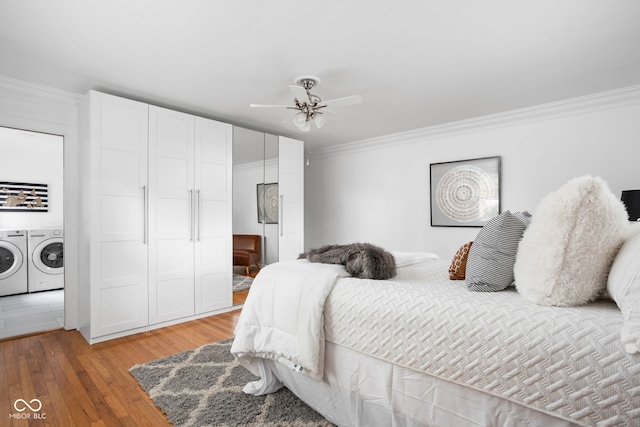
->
[[0, 118, 79, 330]]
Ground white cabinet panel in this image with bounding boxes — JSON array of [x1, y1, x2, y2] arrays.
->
[[203, 200, 227, 235], [278, 136, 304, 261], [156, 157, 190, 192], [156, 239, 193, 275], [100, 241, 145, 281], [100, 102, 146, 149], [195, 117, 232, 314], [148, 106, 195, 324], [199, 274, 229, 313], [100, 149, 141, 191], [99, 284, 148, 335], [100, 195, 143, 240], [79, 90, 149, 342], [201, 237, 227, 269], [156, 116, 192, 157], [155, 198, 190, 238], [202, 164, 228, 199], [154, 278, 194, 320]]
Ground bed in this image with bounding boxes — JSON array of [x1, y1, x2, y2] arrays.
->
[[231, 255, 640, 427], [231, 177, 640, 427]]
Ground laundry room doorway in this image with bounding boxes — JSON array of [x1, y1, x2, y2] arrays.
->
[[0, 126, 64, 340]]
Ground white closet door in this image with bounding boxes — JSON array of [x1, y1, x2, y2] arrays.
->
[[148, 106, 196, 324], [88, 91, 149, 337], [278, 136, 304, 261], [194, 117, 232, 314]]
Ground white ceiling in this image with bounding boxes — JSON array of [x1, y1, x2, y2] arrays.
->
[[1, 0, 640, 150]]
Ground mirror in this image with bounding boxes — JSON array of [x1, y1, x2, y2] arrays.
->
[[232, 127, 278, 305]]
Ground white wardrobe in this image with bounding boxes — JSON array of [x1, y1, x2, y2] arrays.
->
[[278, 136, 305, 261], [78, 91, 234, 343], [231, 129, 305, 266]]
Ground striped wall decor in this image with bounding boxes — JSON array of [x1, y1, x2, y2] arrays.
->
[[0, 181, 48, 212]]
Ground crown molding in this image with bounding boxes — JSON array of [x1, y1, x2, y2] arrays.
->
[[313, 85, 640, 159], [233, 157, 278, 173], [233, 159, 264, 172], [0, 75, 83, 103]]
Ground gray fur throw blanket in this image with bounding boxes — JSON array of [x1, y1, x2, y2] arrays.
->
[[299, 243, 397, 280]]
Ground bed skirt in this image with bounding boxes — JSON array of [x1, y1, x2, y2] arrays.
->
[[261, 341, 580, 427]]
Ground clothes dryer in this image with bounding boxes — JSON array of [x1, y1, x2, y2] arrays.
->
[[27, 228, 64, 292], [0, 229, 28, 296]]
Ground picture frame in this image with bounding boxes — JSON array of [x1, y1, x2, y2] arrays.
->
[[0, 181, 49, 212], [430, 156, 501, 227], [257, 182, 279, 224]]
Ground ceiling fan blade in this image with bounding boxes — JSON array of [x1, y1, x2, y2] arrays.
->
[[319, 94, 363, 107], [321, 109, 345, 121], [289, 85, 310, 103], [249, 103, 290, 108]]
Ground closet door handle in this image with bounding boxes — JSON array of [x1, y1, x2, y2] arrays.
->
[[189, 190, 194, 242], [196, 190, 201, 241], [279, 195, 284, 236], [142, 185, 148, 244]]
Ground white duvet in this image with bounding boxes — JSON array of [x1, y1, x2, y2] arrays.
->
[[231, 252, 440, 385], [230, 259, 348, 381]]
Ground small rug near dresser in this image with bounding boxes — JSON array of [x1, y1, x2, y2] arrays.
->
[[129, 339, 333, 427], [233, 274, 254, 292]]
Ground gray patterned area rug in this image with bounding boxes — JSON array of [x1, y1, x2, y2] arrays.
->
[[232, 274, 253, 292], [129, 339, 333, 427]]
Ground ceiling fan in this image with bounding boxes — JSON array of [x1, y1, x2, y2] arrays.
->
[[250, 75, 363, 132]]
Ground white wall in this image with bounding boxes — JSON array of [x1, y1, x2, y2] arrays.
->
[[0, 128, 64, 230], [305, 87, 640, 260]]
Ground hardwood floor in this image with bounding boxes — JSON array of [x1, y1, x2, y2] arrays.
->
[[1, 308, 242, 426], [233, 289, 250, 306]]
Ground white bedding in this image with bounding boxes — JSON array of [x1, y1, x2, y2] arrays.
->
[[231, 259, 348, 381], [233, 258, 640, 426], [231, 252, 440, 383]]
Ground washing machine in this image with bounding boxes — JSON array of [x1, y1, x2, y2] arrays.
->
[[0, 229, 28, 296], [27, 228, 64, 292]]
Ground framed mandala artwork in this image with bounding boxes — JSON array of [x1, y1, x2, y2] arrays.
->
[[430, 156, 501, 227], [257, 183, 279, 224]]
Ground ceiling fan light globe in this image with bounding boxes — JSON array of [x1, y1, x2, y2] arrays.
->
[[292, 113, 311, 132], [292, 112, 306, 127], [314, 115, 327, 128]]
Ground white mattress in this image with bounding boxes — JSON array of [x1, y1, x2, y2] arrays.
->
[[317, 259, 640, 426]]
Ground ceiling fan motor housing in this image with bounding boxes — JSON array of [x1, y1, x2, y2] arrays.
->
[[295, 75, 321, 90]]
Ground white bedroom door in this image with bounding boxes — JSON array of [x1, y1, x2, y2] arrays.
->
[[278, 136, 304, 261], [194, 117, 233, 313], [148, 106, 196, 324]]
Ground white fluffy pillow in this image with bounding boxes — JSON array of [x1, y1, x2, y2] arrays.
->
[[514, 176, 629, 306], [607, 226, 640, 353]]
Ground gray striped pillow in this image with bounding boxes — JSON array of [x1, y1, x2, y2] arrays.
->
[[466, 211, 531, 292]]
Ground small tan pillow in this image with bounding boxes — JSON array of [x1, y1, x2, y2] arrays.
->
[[449, 242, 473, 280]]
